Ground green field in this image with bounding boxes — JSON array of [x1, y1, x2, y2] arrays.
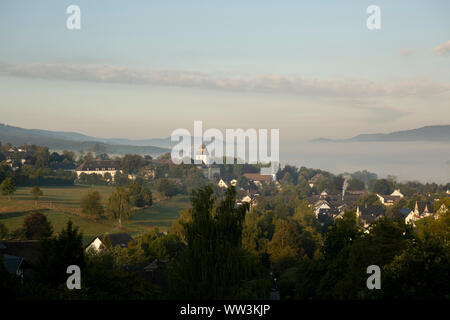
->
[[0, 185, 191, 244], [128, 195, 190, 229]]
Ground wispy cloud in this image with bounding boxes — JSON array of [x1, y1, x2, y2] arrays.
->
[[0, 61, 449, 98], [398, 49, 415, 57], [434, 40, 450, 55]]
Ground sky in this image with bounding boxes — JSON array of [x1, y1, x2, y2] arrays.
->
[[0, 0, 449, 142]]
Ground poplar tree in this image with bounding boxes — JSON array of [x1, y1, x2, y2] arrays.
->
[[171, 186, 255, 299], [107, 187, 132, 226]]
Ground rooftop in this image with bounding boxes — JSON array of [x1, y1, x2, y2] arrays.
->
[[98, 233, 134, 248], [243, 173, 272, 182], [76, 160, 121, 171]]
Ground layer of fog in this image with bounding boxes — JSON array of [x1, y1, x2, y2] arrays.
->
[[280, 141, 450, 184]]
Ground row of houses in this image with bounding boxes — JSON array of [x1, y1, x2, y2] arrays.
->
[[310, 187, 449, 231], [0, 240, 40, 279], [310, 190, 369, 221], [1, 147, 33, 171], [217, 173, 279, 209], [376, 189, 404, 206]]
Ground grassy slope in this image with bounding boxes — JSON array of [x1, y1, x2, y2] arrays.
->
[[0, 186, 190, 245]]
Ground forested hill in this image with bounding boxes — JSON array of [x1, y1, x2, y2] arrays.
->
[[0, 124, 170, 156], [312, 125, 450, 143]]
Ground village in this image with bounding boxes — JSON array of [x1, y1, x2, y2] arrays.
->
[[1, 141, 449, 300], [3, 142, 448, 229]]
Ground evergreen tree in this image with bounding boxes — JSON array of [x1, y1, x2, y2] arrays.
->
[[37, 220, 85, 286]]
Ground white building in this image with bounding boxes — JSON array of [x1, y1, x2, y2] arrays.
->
[[218, 179, 228, 188], [75, 160, 121, 181], [86, 233, 133, 252], [405, 201, 434, 225], [377, 189, 404, 206], [195, 144, 210, 165], [391, 189, 405, 198], [194, 144, 220, 179]]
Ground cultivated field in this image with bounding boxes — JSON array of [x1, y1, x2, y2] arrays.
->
[[0, 185, 190, 244]]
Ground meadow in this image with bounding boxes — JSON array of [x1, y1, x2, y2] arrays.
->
[[0, 185, 190, 244]]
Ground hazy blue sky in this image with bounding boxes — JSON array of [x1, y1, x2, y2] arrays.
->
[[0, 0, 449, 141]]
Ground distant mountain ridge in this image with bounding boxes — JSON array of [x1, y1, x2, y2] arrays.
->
[[312, 125, 450, 143], [0, 124, 170, 156]]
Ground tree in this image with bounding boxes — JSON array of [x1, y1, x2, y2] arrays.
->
[[170, 186, 264, 299], [315, 212, 360, 299], [31, 185, 43, 207], [107, 187, 132, 226], [183, 167, 206, 194], [50, 151, 64, 163], [356, 193, 382, 207], [77, 172, 108, 186], [337, 218, 414, 299], [23, 212, 53, 240], [157, 178, 180, 198], [372, 179, 394, 195], [383, 231, 450, 299], [314, 176, 335, 194], [83, 152, 94, 162], [292, 200, 317, 228], [0, 222, 8, 239], [0, 161, 12, 184], [62, 150, 76, 162], [386, 197, 408, 218], [333, 175, 345, 194], [37, 220, 85, 286], [322, 212, 359, 261], [127, 181, 152, 207], [267, 219, 300, 273], [280, 172, 294, 186], [276, 165, 299, 185], [81, 190, 104, 216], [242, 210, 264, 258], [103, 172, 113, 183], [1, 177, 16, 200], [350, 170, 377, 187], [35, 146, 50, 168], [237, 175, 250, 190], [113, 171, 130, 187], [296, 176, 312, 199], [96, 153, 110, 160], [171, 209, 192, 241], [348, 178, 365, 191], [120, 154, 146, 175], [81, 249, 161, 299]]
